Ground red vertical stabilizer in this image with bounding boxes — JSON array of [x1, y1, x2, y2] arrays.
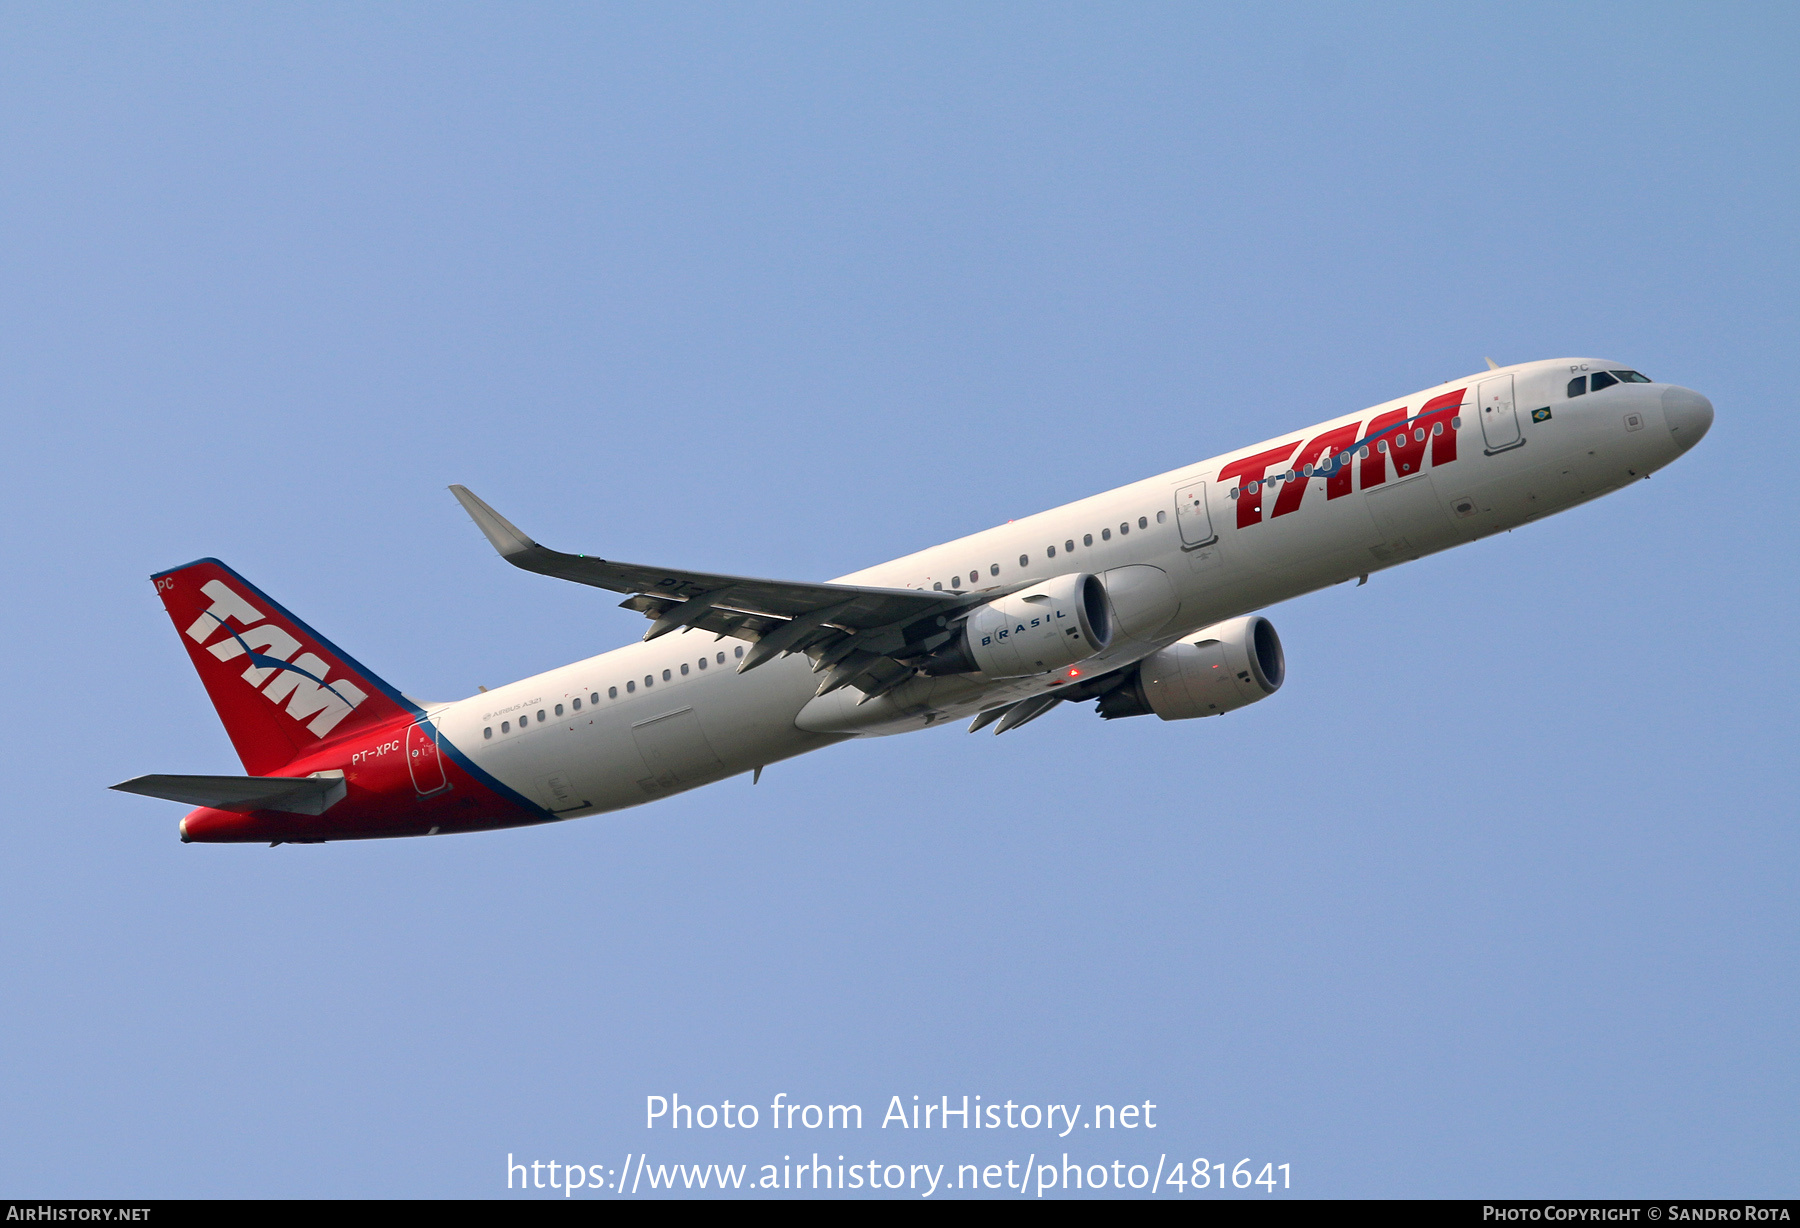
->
[[151, 559, 416, 775]]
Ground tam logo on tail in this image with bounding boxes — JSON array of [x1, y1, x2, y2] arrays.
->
[[181, 579, 368, 736], [152, 559, 411, 775]]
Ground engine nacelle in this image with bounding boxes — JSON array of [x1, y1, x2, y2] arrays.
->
[[923, 573, 1112, 679], [1097, 615, 1285, 720]]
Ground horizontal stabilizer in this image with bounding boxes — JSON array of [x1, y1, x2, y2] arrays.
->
[[111, 772, 347, 815]]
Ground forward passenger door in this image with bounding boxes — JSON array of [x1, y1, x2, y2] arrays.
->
[[1478, 375, 1524, 453]]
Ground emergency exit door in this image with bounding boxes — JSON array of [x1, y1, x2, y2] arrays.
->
[[1478, 375, 1523, 453], [1175, 480, 1217, 548]]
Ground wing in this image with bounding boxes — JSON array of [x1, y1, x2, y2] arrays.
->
[[449, 485, 986, 700]]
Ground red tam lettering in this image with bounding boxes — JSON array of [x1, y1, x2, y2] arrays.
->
[[1217, 441, 1302, 529], [1359, 408, 1409, 488], [1360, 388, 1466, 488], [1271, 422, 1364, 518], [1413, 388, 1465, 469]]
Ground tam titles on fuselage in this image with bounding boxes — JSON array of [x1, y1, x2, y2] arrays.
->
[[116, 357, 1714, 843]]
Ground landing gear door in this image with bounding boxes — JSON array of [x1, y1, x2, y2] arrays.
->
[[1478, 374, 1523, 453], [1175, 480, 1217, 549]]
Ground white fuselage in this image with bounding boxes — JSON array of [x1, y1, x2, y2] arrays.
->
[[433, 358, 1709, 817]]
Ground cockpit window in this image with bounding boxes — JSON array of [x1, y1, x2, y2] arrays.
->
[[1611, 370, 1652, 383], [1568, 376, 1587, 397], [1589, 371, 1619, 392]]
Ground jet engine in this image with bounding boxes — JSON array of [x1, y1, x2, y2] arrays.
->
[[918, 572, 1112, 679], [1096, 615, 1284, 720]]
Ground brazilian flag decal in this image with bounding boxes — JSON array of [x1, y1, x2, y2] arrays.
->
[[1531, 407, 1553, 423]]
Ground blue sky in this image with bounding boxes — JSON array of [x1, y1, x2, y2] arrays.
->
[[1, 3, 1794, 1198]]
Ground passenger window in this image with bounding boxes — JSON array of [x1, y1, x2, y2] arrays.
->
[[484, 727, 492, 739], [626, 681, 636, 693], [717, 652, 726, 664], [644, 675, 653, 687], [537, 709, 546, 722], [1377, 440, 1388, 452], [518, 714, 528, 727], [1119, 523, 1129, 535], [1138, 516, 1147, 529], [969, 570, 978, 584], [661, 669, 671, 682], [1568, 376, 1587, 397], [933, 581, 943, 590], [555, 703, 564, 716], [680, 663, 689, 675], [1432, 423, 1443, 436], [1102, 528, 1111, 540], [1083, 534, 1093, 546], [1019, 554, 1029, 567], [989, 564, 1000, 576], [734, 646, 744, 659], [571, 698, 580, 711], [502, 721, 511, 733], [1046, 546, 1056, 558], [698, 657, 707, 670], [607, 687, 616, 699], [1613, 370, 1652, 383], [591, 692, 600, 704], [1590, 371, 1618, 391], [1156, 510, 1166, 523]]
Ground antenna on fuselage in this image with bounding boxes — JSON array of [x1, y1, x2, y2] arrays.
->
[[1485, 357, 1501, 370]]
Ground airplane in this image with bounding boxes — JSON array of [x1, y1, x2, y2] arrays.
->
[[113, 357, 1713, 845]]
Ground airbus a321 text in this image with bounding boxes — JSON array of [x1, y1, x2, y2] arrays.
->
[[114, 358, 1713, 844]]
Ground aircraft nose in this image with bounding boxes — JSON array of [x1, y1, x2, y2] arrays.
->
[[1661, 385, 1714, 453]]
